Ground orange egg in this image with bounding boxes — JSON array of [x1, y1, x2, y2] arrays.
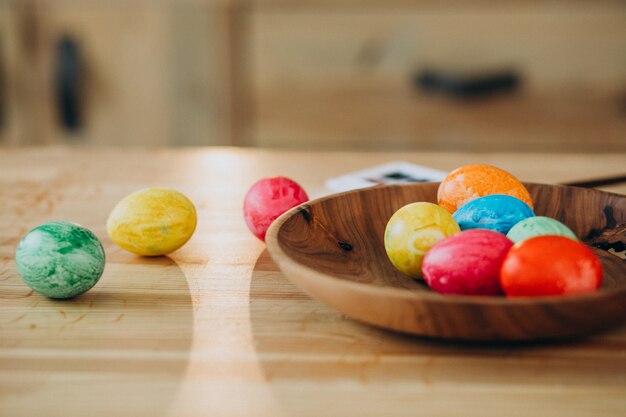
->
[[437, 164, 533, 213]]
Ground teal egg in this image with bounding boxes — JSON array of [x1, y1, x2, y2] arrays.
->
[[15, 222, 105, 299], [506, 216, 578, 243]]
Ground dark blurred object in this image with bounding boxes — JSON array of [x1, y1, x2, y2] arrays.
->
[[55, 36, 81, 131], [563, 174, 626, 188], [415, 69, 520, 99]]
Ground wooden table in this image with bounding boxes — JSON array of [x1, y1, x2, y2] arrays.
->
[[1, 147, 625, 417]]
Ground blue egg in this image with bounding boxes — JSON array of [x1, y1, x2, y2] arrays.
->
[[452, 194, 535, 234]]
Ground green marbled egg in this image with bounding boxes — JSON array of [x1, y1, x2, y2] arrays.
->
[[506, 216, 578, 243], [15, 221, 105, 299]]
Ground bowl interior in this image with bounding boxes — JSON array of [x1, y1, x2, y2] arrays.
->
[[275, 183, 625, 298]]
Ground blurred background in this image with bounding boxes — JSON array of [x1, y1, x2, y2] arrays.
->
[[0, 0, 624, 152]]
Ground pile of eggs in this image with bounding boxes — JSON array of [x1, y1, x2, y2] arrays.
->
[[384, 164, 603, 297]]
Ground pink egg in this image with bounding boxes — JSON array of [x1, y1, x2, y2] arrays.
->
[[243, 176, 309, 241], [422, 229, 513, 296]]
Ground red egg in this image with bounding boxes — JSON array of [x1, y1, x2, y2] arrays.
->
[[500, 236, 603, 297], [422, 229, 513, 296], [243, 176, 309, 241]]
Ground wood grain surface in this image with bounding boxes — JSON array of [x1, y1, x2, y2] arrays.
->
[[1, 147, 626, 417]]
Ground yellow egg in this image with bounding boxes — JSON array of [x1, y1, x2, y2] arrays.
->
[[107, 187, 197, 256], [384, 202, 460, 278]]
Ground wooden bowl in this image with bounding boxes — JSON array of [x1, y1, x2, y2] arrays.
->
[[266, 183, 626, 341]]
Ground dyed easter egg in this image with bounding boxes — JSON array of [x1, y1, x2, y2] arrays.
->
[[384, 202, 460, 278], [506, 216, 577, 243], [244, 177, 309, 241], [500, 236, 602, 297], [15, 222, 105, 299], [422, 229, 513, 296], [437, 164, 533, 213], [107, 187, 197, 256], [452, 194, 535, 235]]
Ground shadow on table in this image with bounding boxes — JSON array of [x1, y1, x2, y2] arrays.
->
[[248, 249, 626, 413], [0, 253, 193, 417]]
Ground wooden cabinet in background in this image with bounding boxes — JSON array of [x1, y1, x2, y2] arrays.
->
[[1, 1, 625, 152], [244, 1, 626, 152], [0, 1, 233, 146]]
